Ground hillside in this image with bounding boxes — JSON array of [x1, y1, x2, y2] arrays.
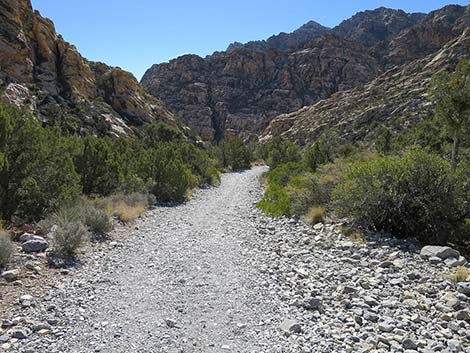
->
[[0, 0, 181, 137], [262, 29, 470, 145], [142, 5, 469, 141]]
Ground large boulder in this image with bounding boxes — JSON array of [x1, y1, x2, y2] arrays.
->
[[22, 237, 48, 253], [420, 246, 460, 260]]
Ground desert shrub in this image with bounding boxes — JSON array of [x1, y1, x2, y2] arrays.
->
[[334, 150, 470, 245], [257, 162, 306, 216], [288, 174, 331, 216], [50, 221, 89, 257], [304, 207, 325, 225], [94, 192, 154, 223], [113, 202, 146, 223], [304, 137, 332, 172], [177, 143, 221, 185], [451, 266, 470, 283], [80, 204, 113, 234], [151, 159, 196, 201], [140, 123, 183, 145], [256, 137, 302, 168], [0, 104, 80, 220], [0, 231, 15, 267]]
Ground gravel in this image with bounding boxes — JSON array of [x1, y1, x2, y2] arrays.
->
[[2, 166, 470, 352]]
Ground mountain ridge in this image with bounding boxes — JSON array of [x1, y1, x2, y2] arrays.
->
[[142, 4, 469, 141]]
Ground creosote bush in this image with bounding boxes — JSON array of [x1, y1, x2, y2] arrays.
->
[[0, 231, 15, 267], [334, 150, 470, 245]]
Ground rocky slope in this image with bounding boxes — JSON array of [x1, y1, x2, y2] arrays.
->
[[142, 36, 380, 140], [0, 0, 180, 137], [262, 29, 470, 146], [142, 5, 468, 141]]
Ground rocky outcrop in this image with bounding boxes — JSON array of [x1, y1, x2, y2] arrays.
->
[[262, 30, 470, 146], [142, 35, 380, 140], [0, 0, 179, 136]]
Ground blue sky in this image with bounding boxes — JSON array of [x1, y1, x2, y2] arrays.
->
[[31, 0, 469, 80]]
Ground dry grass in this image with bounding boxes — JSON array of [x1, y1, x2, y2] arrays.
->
[[451, 266, 470, 283], [338, 224, 366, 244], [113, 202, 146, 223], [304, 207, 325, 225]]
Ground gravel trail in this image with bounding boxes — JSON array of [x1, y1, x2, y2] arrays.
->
[[30, 166, 283, 352], [5, 166, 470, 353]]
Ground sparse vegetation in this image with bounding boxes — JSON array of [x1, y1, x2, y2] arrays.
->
[[450, 266, 470, 283], [0, 231, 15, 267], [304, 207, 325, 225], [80, 204, 113, 235]]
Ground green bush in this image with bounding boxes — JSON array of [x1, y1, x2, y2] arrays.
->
[[75, 136, 122, 196], [151, 158, 196, 201], [0, 104, 80, 220], [257, 162, 306, 216], [304, 137, 332, 172], [218, 138, 253, 171], [334, 150, 470, 245], [255, 137, 301, 168], [0, 231, 15, 267], [288, 174, 331, 216]]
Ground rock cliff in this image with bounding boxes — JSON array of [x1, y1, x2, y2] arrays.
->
[[142, 35, 380, 140], [0, 0, 180, 136]]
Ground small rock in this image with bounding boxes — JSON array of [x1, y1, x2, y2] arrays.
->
[[456, 310, 470, 322], [279, 319, 301, 334], [378, 322, 395, 333], [457, 282, 470, 296], [8, 327, 30, 339], [402, 338, 418, 350], [1, 269, 20, 282], [429, 256, 442, 265], [165, 319, 177, 328], [19, 294, 33, 307], [303, 297, 323, 312], [444, 256, 467, 267]]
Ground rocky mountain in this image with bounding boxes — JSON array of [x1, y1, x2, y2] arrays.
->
[[333, 7, 425, 47], [227, 20, 331, 52], [227, 7, 425, 52], [382, 5, 470, 67], [142, 5, 468, 141], [262, 29, 470, 146], [0, 0, 181, 137], [142, 35, 380, 141]]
